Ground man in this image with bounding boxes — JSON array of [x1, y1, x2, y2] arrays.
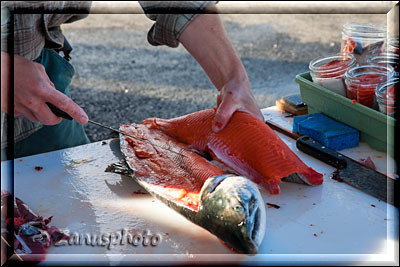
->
[[1, 1, 263, 160]]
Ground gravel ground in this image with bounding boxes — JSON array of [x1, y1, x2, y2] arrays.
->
[[62, 11, 386, 142]]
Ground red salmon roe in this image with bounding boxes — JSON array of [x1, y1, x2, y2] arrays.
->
[[317, 59, 350, 79], [345, 65, 395, 108]]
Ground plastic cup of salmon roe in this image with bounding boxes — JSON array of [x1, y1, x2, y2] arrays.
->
[[309, 53, 356, 96], [341, 23, 387, 64], [344, 64, 395, 108]]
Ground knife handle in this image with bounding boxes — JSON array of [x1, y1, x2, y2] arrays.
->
[[296, 136, 347, 169], [46, 103, 73, 120]]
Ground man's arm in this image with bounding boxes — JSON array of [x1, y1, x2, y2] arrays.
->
[[178, 12, 264, 132], [139, 1, 262, 132], [1, 52, 88, 125]]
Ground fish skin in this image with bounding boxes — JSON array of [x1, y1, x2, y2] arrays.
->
[[142, 108, 323, 194], [110, 123, 267, 254]]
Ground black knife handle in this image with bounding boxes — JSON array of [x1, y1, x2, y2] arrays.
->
[[46, 102, 73, 120], [296, 136, 347, 169]]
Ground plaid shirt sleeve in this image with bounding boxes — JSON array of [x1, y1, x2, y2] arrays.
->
[[1, 1, 91, 60], [139, 1, 217, 48]]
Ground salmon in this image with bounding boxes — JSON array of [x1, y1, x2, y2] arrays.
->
[[142, 108, 323, 194], [107, 123, 267, 254], [119, 123, 226, 209]]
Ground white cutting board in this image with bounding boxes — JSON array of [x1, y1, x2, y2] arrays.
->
[[2, 107, 397, 265]]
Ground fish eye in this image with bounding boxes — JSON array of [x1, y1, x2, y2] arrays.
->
[[234, 205, 244, 213]]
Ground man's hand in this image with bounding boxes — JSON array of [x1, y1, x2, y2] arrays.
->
[[178, 10, 264, 132], [1, 52, 88, 125], [213, 77, 264, 132]]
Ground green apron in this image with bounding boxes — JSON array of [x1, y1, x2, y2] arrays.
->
[[14, 49, 90, 158]]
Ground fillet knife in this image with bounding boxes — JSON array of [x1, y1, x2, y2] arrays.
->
[[265, 120, 396, 206], [46, 103, 187, 157]]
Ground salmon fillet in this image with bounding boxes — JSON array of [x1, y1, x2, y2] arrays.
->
[[120, 123, 226, 209], [143, 108, 323, 194]]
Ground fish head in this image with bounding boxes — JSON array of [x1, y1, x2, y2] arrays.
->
[[197, 175, 266, 254]]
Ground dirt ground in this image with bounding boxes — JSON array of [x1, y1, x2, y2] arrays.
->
[[61, 3, 389, 141]]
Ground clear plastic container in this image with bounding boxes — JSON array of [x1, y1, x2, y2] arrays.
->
[[344, 64, 395, 108], [375, 77, 398, 116], [387, 38, 399, 53], [341, 23, 387, 64], [309, 53, 356, 96], [367, 51, 399, 73]]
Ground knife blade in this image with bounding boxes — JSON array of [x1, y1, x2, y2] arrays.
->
[[46, 103, 187, 158], [265, 119, 396, 206]]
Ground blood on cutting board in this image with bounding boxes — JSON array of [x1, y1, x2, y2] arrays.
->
[[266, 203, 280, 209], [34, 166, 43, 171]]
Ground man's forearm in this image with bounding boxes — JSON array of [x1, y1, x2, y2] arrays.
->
[[178, 13, 249, 91], [177, 11, 263, 132]]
